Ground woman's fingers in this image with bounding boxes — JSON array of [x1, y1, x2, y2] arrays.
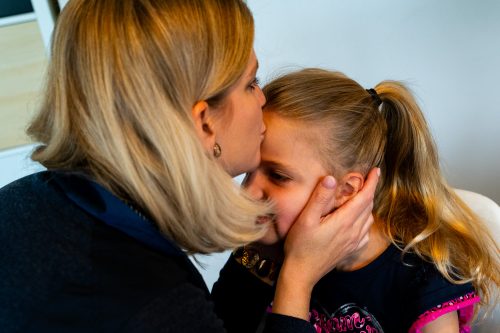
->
[[354, 213, 373, 251], [331, 167, 378, 225], [282, 168, 380, 288]]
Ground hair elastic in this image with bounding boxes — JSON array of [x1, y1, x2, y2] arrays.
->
[[366, 88, 382, 107]]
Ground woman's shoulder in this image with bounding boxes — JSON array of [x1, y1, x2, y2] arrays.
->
[[0, 171, 50, 199], [0, 171, 76, 232]]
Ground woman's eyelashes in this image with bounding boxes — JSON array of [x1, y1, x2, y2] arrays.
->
[[248, 77, 260, 91]]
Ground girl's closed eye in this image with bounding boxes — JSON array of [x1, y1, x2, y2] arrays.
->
[[266, 169, 291, 184]]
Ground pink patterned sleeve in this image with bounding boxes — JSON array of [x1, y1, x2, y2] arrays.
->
[[408, 292, 480, 333]]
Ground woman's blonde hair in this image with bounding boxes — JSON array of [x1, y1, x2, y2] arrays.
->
[[263, 68, 499, 313], [28, 0, 270, 253]]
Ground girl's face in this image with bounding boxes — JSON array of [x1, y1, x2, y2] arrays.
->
[[244, 112, 330, 245], [213, 51, 267, 177]]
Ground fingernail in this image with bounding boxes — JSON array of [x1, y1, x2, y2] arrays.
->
[[376, 168, 381, 176], [322, 176, 336, 189]]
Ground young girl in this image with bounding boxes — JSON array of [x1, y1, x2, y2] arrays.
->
[[244, 69, 499, 332]]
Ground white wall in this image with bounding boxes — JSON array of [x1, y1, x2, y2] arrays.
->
[[248, 0, 500, 204]]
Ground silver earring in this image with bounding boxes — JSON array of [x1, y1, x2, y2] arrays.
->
[[213, 143, 222, 158]]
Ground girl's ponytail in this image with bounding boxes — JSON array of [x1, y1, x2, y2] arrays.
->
[[375, 81, 444, 249], [374, 82, 499, 312]]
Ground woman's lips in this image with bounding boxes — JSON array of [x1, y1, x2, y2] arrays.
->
[[256, 214, 276, 225]]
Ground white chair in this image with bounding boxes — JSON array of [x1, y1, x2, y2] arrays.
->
[[455, 189, 500, 332], [456, 189, 500, 243], [0, 144, 45, 188]]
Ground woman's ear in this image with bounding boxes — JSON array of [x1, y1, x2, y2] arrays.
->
[[335, 172, 365, 207], [191, 101, 216, 152]]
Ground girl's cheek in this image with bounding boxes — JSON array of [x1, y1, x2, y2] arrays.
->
[[276, 213, 298, 238]]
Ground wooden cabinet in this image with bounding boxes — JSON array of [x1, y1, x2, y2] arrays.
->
[[0, 20, 47, 150]]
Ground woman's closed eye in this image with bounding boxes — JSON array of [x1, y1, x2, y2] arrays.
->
[[248, 77, 260, 91]]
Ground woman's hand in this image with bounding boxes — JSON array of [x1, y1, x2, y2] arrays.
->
[[272, 168, 379, 320]]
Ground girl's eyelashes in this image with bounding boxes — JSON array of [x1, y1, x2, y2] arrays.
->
[[266, 169, 291, 184]]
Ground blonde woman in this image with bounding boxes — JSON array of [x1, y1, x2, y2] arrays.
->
[[0, 1, 378, 332], [241, 68, 499, 332]]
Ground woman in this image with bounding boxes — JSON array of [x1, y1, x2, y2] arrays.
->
[[0, 1, 377, 332]]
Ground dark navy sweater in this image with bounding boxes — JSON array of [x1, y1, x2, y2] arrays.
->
[[0, 171, 313, 333]]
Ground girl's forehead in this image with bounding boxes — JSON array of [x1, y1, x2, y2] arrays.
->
[[262, 113, 327, 173], [263, 111, 335, 175], [264, 112, 325, 152]]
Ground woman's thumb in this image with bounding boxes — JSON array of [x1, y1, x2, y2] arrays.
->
[[298, 176, 337, 227]]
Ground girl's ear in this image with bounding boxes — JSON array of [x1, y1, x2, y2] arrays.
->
[[335, 172, 365, 207], [191, 101, 216, 152]]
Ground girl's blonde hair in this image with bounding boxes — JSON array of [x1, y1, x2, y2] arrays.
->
[[27, 0, 270, 253], [263, 68, 499, 313]]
